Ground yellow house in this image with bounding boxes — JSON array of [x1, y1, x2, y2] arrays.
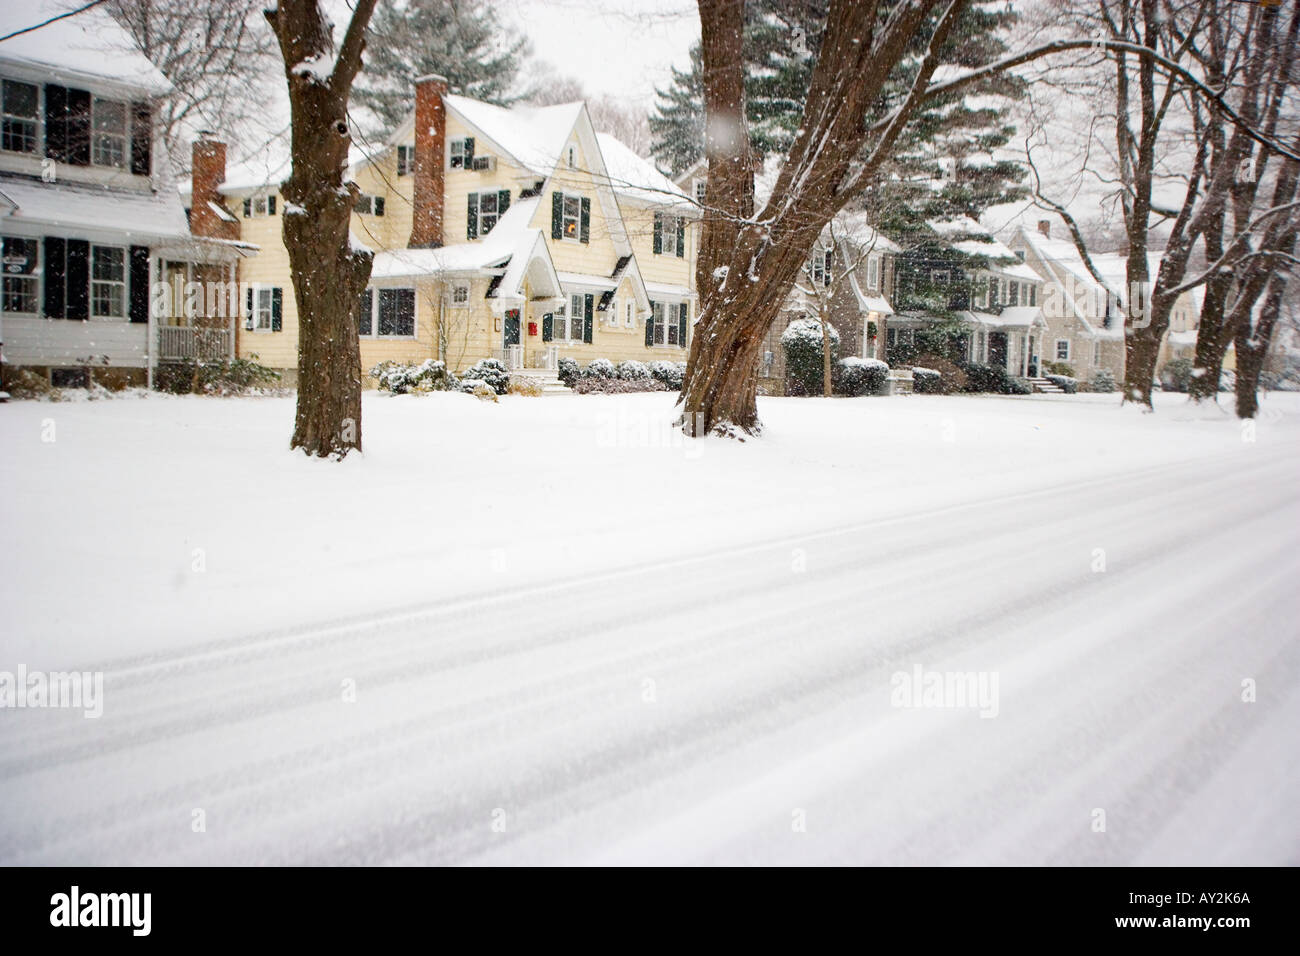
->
[[184, 76, 699, 384]]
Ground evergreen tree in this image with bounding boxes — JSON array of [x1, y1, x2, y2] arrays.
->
[[354, 0, 531, 135]]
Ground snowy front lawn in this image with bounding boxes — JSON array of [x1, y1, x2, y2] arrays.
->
[[2, 388, 1295, 668]]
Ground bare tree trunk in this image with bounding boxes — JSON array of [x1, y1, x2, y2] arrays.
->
[[1187, 273, 1233, 402], [266, 0, 378, 459], [821, 318, 834, 397]]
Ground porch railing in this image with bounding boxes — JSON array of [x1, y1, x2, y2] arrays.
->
[[158, 326, 232, 362], [528, 345, 558, 371], [496, 344, 524, 370]]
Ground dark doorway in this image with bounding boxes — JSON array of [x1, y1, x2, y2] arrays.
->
[[988, 332, 1008, 370], [504, 309, 520, 347]]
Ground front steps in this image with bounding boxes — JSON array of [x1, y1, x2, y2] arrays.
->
[[511, 369, 571, 395], [1028, 377, 1066, 394]]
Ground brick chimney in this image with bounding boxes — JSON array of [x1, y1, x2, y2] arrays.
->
[[189, 133, 239, 241], [409, 74, 449, 248], [1037, 219, 1051, 239]]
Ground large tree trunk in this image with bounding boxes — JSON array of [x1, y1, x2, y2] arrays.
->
[[681, 0, 962, 436], [1187, 272, 1234, 402], [267, 0, 378, 459]]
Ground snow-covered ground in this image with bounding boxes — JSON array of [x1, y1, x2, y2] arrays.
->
[[2, 389, 1298, 864]]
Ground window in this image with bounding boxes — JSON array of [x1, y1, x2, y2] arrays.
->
[[1, 80, 38, 154], [1055, 339, 1071, 361], [652, 301, 666, 345], [450, 138, 470, 168], [608, 298, 619, 325], [661, 216, 681, 257], [451, 283, 469, 306], [867, 256, 880, 291], [377, 288, 415, 337], [562, 194, 581, 240], [397, 145, 414, 176], [1, 236, 38, 312], [693, 178, 706, 204], [553, 294, 584, 341], [810, 249, 830, 286], [92, 97, 127, 168], [1028, 284, 1037, 307], [650, 302, 685, 347], [91, 245, 125, 317], [354, 194, 385, 216], [625, 300, 633, 328], [251, 287, 275, 331], [1009, 280, 1020, 307], [567, 145, 576, 169], [244, 194, 277, 217], [475, 191, 500, 234]]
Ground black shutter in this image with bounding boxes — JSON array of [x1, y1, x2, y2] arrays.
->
[[43, 236, 66, 318], [542, 312, 552, 342], [130, 101, 151, 175], [128, 245, 149, 323], [676, 217, 685, 257], [583, 293, 593, 343], [645, 301, 655, 346], [823, 249, 832, 286], [44, 85, 67, 162], [551, 192, 563, 239], [358, 288, 372, 335], [243, 198, 252, 218], [678, 302, 687, 347], [498, 189, 510, 215], [66, 88, 90, 167], [271, 287, 283, 331], [374, 197, 384, 217], [652, 212, 662, 254], [66, 240, 89, 320], [246, 287, 254, 329], [467, 193, 478, 239], [268, 195, 277, 215], [464, 137, 475, 167], [579, 197, 590, 244]]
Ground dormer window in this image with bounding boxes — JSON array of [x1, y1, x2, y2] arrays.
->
[[693, 178, 706, 204], [396, 144, 413, 176], [243, 194, 277, 217], [567, 145, 576, 169], [1, 80, 38, 154], [867, 255, 880, 290], [92, 98, 127, 168]]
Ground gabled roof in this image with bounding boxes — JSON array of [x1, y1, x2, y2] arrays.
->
[[369, 196, 540, 278], [595, 134, 690, 209], [0, 3, 171, 96]]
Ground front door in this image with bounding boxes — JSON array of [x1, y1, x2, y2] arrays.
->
[[1028, 335, 1040, 377], [504, 309, 521, 347], [988, 332, 1008, 369]]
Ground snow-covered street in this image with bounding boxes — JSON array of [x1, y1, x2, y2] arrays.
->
[[2, 391, 1298, 864]]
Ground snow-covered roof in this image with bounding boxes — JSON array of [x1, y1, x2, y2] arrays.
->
[[369, 197, 540, 278], [961, 308, 1047, 330], [595, 133, 689, 208], [644, 281, 695, 299], [848, 273, 894, 315], [398, 96, 585, 178], [0, 3, 171, 96], [0, 175, 189, 242], [558, 271, 618, 290]]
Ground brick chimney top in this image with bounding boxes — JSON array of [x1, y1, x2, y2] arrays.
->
[[190, 136, 238, 241], [1037, 220, 1051, 238], [409, 75, 450, 248]]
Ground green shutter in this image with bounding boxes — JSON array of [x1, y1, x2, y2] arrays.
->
[[498, 189, 510, 215], [551, 192, 563, 239], [358, 288, 372, 336], [677, 302, 687, 347], [645, 300, 655, 346], [467, 193, 478, 239], [579, 197, 590, 244], [268, 195, 277, 216], [243, 198, 251, 218], [271, 287, 283, 331], [652, 212, 662, 254], [464, 137, 475, 166], [542, 312, 552, 342], [583, 293, 593, 342], [676, 217, 685, 257], [245, 287, 254, 330]]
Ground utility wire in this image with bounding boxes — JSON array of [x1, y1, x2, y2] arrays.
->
[[0, 0, 111, 44]]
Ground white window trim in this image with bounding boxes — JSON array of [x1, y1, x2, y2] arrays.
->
[[1055, 338, 1071, 361], [1, 79, 40, 156], [250, 286, 275, 332], [1, 234, 39, 314], [658, 214, 681, 257], [471, 191, 503, 236], [361, 286, 417, 339], [867, 255, 880, 291], [449, 137, 470, 169], [90, 244, 126, 320], [560, 193, 582, 243], [396, 144, 413, 176], [450, 283, 470, 307], [91, 97, 128, 170]]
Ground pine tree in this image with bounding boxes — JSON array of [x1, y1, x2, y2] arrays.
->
[[353, 0, 530, 135]]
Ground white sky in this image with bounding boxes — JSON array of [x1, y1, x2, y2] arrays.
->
[[495, 0, 699, 109]]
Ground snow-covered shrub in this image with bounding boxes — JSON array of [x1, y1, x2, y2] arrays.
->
[[572, 376, 667, 394], [459, 357, 510, 394], [834, 357, 889, 397], [507, 375, 544, 396], [2, 367, 56, 400], [581, 358, 616, 380], [459, 379, 499, 402], [962, 362, 1024, 395], [370, 359, 455, 395], [1045, 374, 1078, 394], [617, 360, 650, 381], [1159, 357, 1195, 393], [648, 360, 686, 390], [557, 356, 580, 388], [911, 367, 942, 393], [1044, 361, 1075, 377], [1088, 369, 1117, 393], [1009, 377, 1033, 395], [780, 318, 840, 395], [158, 357, 283, 396]]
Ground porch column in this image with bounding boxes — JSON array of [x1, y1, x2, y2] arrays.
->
[[228, 263, 237, 360], [146, 253, 158, 390]]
